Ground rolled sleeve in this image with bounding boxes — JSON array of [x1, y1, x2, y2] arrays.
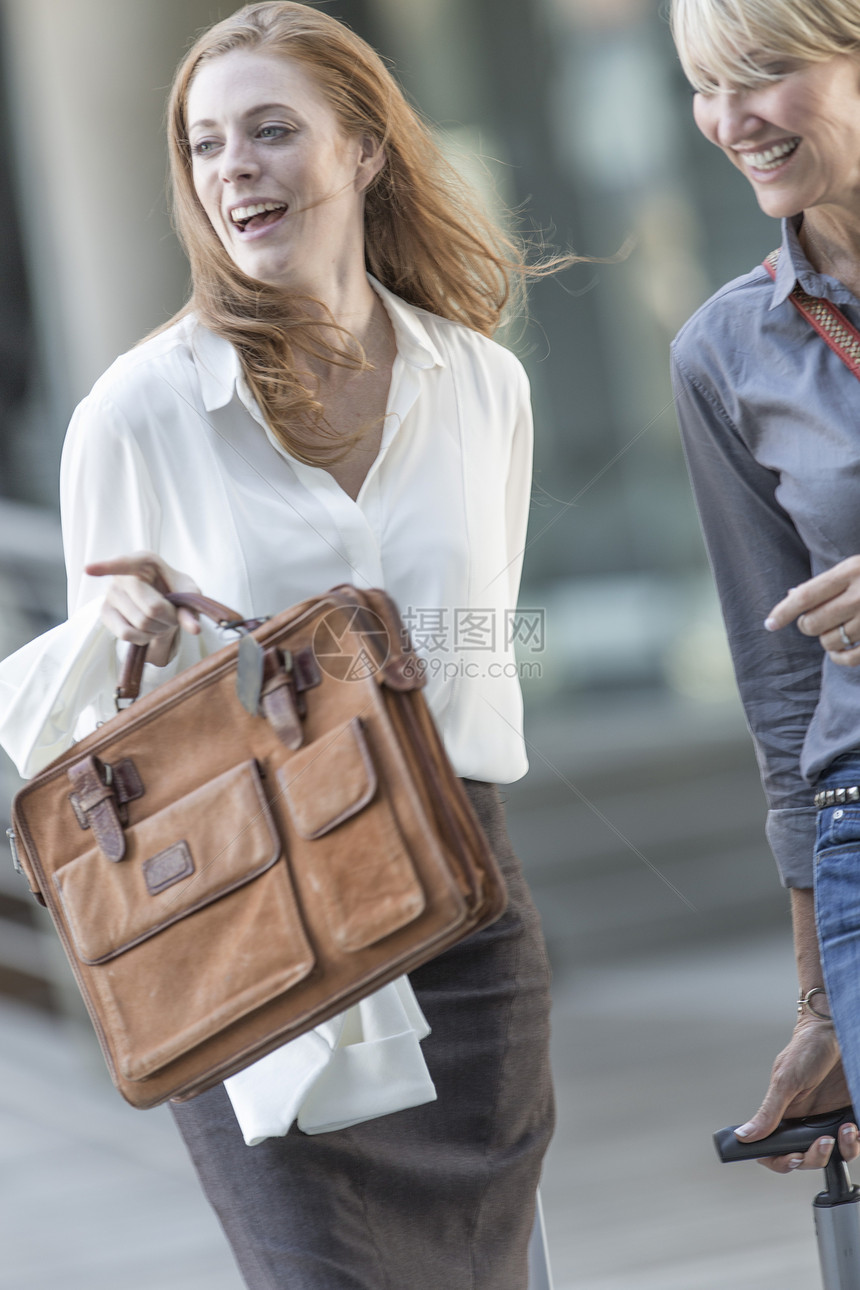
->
[[765, 807, 817, 888]]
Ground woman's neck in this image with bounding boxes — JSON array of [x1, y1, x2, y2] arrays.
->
[[315, 267, 378, 336], [293, 269, 394, 390], [800, 206, 860, 297]]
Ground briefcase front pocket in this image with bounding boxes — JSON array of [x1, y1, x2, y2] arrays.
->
[[279, 717, 426, 952], [54, 760, 315, 1082]]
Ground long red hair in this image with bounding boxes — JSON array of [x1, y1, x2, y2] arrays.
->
[[165, 2, 545, 462]]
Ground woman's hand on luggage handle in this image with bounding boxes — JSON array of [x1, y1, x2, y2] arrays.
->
[[735, 1015, 860, 1173], [766, 557, 860, 665], [85, 552, 201, 668]]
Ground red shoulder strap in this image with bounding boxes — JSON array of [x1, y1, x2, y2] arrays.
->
[[764, 249, 860, 382]]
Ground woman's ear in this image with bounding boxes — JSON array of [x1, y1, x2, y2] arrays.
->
[[355, 134, 386, 193]]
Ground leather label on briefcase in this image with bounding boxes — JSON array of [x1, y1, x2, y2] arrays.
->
[[278, 717, 426, 953], [143, 842, 194, 895]]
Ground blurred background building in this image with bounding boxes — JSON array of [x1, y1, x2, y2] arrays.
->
[[0, 3, 819, 1288], [0, 0, 778, 697]]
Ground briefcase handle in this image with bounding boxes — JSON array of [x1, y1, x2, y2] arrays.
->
[[116, 591, 257, 703]]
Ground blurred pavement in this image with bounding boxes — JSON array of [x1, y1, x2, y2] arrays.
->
[[1, 694, 843, 1288], [1, 928, 841, 1289]]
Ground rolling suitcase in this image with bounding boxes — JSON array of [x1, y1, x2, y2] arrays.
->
[[715, 1107, 860, 1289]]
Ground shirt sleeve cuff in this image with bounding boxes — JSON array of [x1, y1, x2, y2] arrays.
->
[[765, 807, 817, 888]]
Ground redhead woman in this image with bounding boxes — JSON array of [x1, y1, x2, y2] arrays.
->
[[670, 0, 860, 1175], [0, 4, 554, 1286]]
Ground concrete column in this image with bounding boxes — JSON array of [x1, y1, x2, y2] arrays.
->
[[0, 0, 216, 1011], [0, 0, 216, 468]]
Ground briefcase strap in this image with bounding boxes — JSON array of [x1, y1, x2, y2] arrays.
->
[[66, 755, 144, 862]]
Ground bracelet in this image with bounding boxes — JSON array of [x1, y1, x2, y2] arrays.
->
[[797, 987, 834, 1022]]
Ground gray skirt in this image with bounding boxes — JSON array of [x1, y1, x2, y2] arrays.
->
[[170, 781, 555, 1290]]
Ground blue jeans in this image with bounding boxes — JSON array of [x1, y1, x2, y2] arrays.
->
[[814, 753, 860, 1109]]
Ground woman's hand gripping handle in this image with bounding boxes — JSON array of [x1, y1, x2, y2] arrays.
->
[[85, 551, 202, 668], [733, 1016, 859, 1173], [731, 891, 860, 1173]]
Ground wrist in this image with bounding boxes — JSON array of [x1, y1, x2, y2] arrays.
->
[[798, 986, 834, 1022]]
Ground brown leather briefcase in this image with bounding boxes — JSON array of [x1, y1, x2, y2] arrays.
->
[[9, 584, 507, 1109]]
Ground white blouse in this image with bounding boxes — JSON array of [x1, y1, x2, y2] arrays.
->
[[0, 278, 534, 782], [0, 279, 535, 1139]]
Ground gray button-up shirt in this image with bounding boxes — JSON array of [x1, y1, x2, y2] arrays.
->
[[671, 215, 860, 888]]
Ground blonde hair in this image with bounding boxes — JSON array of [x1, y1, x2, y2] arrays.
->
[[166, 1, 539, 463], [671, 0, 860, 93]]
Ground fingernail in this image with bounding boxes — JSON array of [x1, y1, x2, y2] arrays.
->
[[735, 1123, 755, 1138], [841, 1125, 856, 1138], [764, 618, 777, 631], [820, 1137, 835, 1148], [788, 1157, 803, 1169]]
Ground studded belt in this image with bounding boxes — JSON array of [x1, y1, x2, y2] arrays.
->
[[814, 785, 860, 809]]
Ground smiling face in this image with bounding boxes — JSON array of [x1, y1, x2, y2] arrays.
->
[[185, 49, 383, 293], [692, 53, 860, 218]]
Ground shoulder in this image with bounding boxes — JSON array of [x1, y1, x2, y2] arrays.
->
[[65, 315, 213, 468], [83, 314, 200, 416], [373, 277, 530, 397], [424, 308, 527, 381], [61, 315, 215, 487], [438, 319, 531, 448], [671, 261, 774, 383], [415, 310, 531, 435]]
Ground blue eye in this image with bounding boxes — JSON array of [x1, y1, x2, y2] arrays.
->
[[190, 138, 219, 156], [258, 124, 291, 141]]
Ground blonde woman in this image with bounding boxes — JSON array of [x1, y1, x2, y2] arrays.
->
[[671, 0, 860, 1174], [0, 4, 554, 1285]]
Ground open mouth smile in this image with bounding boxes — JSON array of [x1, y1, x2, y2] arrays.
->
[[229, 201, 288, 234], [740, 137, 801, 174]]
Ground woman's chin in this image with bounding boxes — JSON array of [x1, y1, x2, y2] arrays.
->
[[752, 189, 805, 221], [233, 250, 299, 292], [748, 172, 822, 222]]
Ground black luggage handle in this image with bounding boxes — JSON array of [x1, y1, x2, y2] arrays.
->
[[716, 1107, 860, 1287], [715, 1107, 859, 1210], [714, 1107, 856, 1164]]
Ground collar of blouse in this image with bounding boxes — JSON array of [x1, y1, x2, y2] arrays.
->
[[191, 275, 446, 414]]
